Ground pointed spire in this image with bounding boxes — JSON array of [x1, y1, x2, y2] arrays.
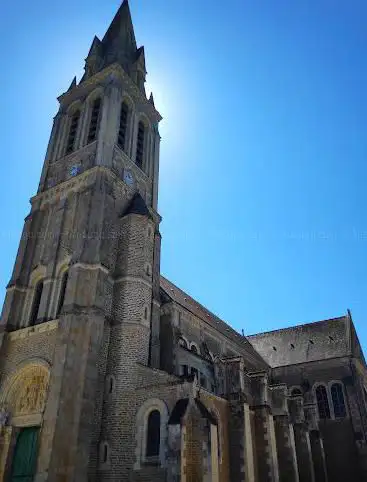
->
[[102, 0, 137, 66], [87, 35, 102, 58], [149, 92, 155, 107], [135, 46, 146, 72], [67, 77, 77, 92]]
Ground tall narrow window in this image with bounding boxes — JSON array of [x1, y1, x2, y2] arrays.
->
[[146, 410, 160, 457], [57, 270, 68, 317], [316, 385, 331, 419], [331, 383, 347, 418], [136, 121, 145, 169], [30, 281, 43, 326], [118, 102, 128, 151], [65, 111, 80, 154], [87, 98, 101, 143]]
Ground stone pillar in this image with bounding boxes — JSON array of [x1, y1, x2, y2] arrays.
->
[[289, 396, 315, 482], [166, 424, 181, 482], [250, 372, 279, 482], [0, 426, 13, 482], [303, 399, 328, 482], [309, 430, 328, 482], [38, 112, 62, 192], [54, 114, 68, 160], [271, 385, 299, 482], [97, 80, 121, 168]]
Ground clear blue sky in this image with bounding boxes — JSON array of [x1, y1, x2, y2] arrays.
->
[[1, 0, 367, 351]]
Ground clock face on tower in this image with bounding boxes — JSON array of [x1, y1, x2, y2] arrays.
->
[[70, 165, 80, 177], [123, 169, 134, 186]]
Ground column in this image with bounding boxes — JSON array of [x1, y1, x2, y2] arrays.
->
[[250, 372, 279, 482], [289, 396, 315, 482], [271, 385, 299, 482]]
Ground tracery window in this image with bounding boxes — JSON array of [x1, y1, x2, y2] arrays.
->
[[30, 281, 44, 326], [146, 410, 160, 458], [66, 110, 80, 154], [316, 385, 331, 419], [118, 102, 129, 151], [331, 383, 347, 418], [87, 98, 101, 143]]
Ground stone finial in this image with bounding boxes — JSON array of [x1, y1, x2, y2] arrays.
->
[[304, 403, 318, 431], [288, 395, 305, 424], [248, 371, 269, 406], [269, 384, 288, 416]]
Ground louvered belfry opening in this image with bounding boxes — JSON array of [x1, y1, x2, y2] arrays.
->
[[136, 121, 145, 169], [118, 102, 129, 151], [88, 98, 101, 143]]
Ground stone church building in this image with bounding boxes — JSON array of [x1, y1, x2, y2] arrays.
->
[[1, 1, 367, 481]]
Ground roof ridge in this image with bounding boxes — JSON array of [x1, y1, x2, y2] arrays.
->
[[247, 315, 347, 338]]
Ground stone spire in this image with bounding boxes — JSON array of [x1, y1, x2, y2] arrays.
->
[[101, 0, 138, 70]]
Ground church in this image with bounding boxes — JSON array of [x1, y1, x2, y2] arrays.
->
[[1, 2, 367, 481]]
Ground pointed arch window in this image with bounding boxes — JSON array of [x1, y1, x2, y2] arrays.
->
[[57, 270, 68, 317], [136, 121, 145, 169], [66, 110, 80, 154], [118, 102, 129, 151], [331, 383, 346, 418], [30, 281, 44, 326], [87, 98, 101, 143], [146, 410, 160, 458], [316, 385, 331, 419]]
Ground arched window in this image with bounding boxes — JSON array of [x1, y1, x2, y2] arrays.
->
[[65, 110, 80, 154], [331, 383, 346, 418], [316, 385, 331, 419], [118, 102, 129, 151], [87, 98, 101, 143], [57, 270, 68, 317], [136, 121, 145, 169], [146, 410, 160, 458], [30, 281, 44, 326]]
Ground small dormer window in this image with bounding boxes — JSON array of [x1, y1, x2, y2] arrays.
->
[[88, 98, 101, 143], [136, 121, 145, 169], [66, 111, 80, 154], [118, 102, 129, 151]]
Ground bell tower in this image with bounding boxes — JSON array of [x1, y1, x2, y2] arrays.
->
[[0, 1, 162, 480]]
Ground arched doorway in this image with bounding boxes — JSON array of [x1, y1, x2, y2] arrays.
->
[[0, 362, 50, 481]]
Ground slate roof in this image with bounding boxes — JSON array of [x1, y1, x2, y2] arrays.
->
[[160, 276, 268, 369], [247, 315, 354, 368]]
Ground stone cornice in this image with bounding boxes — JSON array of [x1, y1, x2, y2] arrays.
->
[[6, 320, 59, 342], [31, 165, 161, 224]]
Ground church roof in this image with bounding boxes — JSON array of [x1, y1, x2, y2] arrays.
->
[[247, 314, 363, 368], [160, 276, 268, 369]]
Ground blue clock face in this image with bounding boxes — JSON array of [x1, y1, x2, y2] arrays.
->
[[70, 165, 80, 177], [123, 170, 134, 186]]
